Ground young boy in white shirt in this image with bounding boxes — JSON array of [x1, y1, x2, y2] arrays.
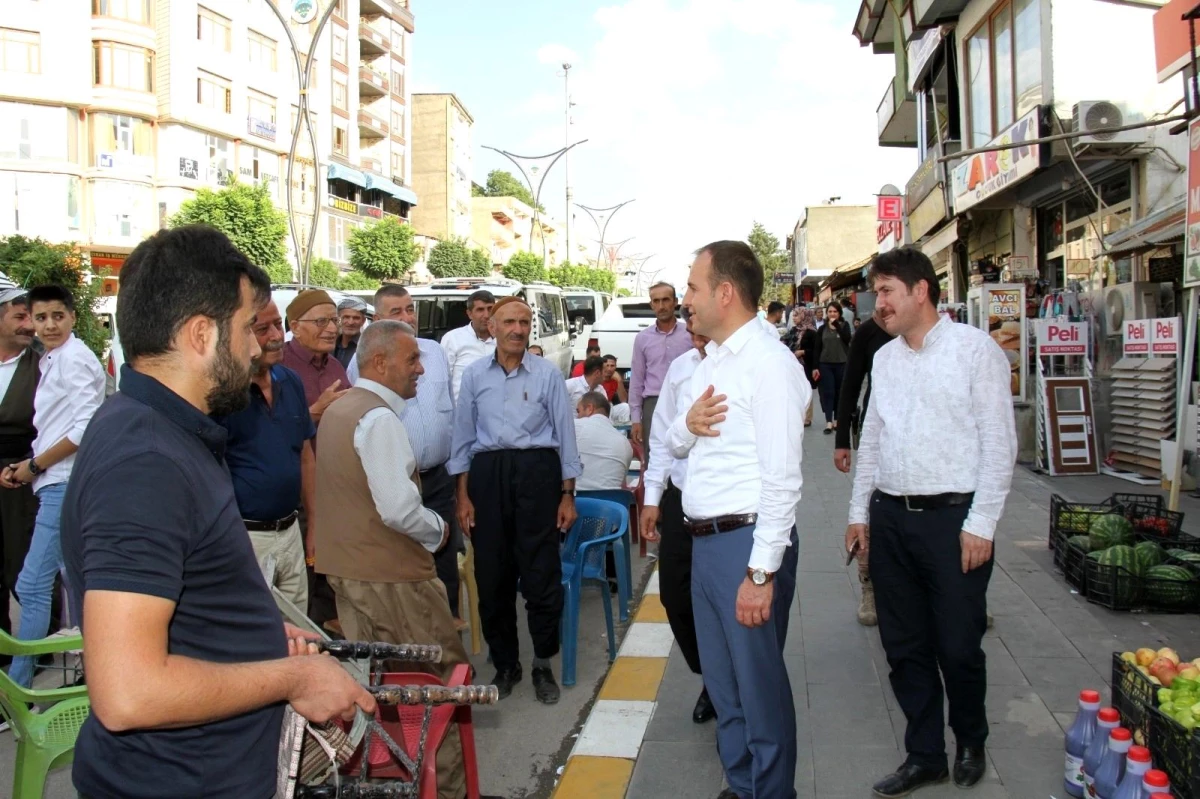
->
[[2, 285, 106, 687]]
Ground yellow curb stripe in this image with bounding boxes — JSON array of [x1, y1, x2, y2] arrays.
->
[[554, 755, 634, 799], [634, 592, 668, 623], [598, 656, 668, 702]]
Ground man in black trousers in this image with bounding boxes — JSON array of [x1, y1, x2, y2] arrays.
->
[[846, 248, 1016, 797]]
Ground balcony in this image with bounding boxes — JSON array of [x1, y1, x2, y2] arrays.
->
[[395, 3, 414, 33], [358, 22, 389, 57], [357, 107, 388, 139], [358, 64, 388, 97], [876, 78, 918, 148], [912, 0, 970, 27]]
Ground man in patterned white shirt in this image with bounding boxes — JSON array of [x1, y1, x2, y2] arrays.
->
[[845, 247, 1016, 798]]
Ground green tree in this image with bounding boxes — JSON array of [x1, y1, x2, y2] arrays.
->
[[169, 181, 290, 280], [338, 270, 381, 291], [547, 262, 587, 288], [469, 248, 493, 277], [502, 251, 546, 283], [308, 257, 341, 289], [348, 216, 417, 281], [479, 170, 541, 211], [747, 221, 791, 303], [583, 267, 616, 294], [426, 238, 473, 279], [0, 236, 109, 358], [617, 287, 632, 297]]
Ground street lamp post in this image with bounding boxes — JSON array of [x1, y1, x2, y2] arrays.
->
[[262, 0, 336, 288], [576, 199, 634, 271], [557, 63, 575, 264], [481, 142, 587, 266]]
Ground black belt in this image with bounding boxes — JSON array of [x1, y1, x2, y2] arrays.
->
[[419, 465, 444, 479], [683, 513, 757, 537], [243, 510, 299, 532], [875, 491, 974, 512]]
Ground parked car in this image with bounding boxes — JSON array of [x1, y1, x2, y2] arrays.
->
[[97, 295, 121, 395], [585, 296, 681, 379], [407, 277, 574, 377]]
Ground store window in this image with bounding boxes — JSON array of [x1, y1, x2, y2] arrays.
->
[[333, 121, 348, 156], [93, 42, 154, 92], [0, 172, 80, 240], [91, 113, 153, 172], [91, 179, 152, 242], [914, 40, 960, 161], [0, 28, 40, 74], [328, 215, 357, 262], [965, 0, 1042, 147], [247, 30, 277, 71], [206, 134, 232, 185], [198, 70, 232, 113], [197, 6, 231, 53], [1037, 171, 1132, 290], [333, 75, 348, 111], [92, 0, 152, 25]]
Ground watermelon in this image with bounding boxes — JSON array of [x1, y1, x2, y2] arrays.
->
[[1088, 545, 1141, 605], [1134, 541, 1166, 574], [1144, 565, 1199, 608], [1167, 549, 1200, 565], [1068, 535, 1092, 552], [1089, 514, 1135, 551]]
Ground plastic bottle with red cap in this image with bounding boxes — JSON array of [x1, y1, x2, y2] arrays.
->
[[1083, 707, 1122, 795], [1142, 769, 1170, 795], [1093, 727, 1132, 798], [1148, 794, 1173, 799], [1111, 744, 1151, 799], [1064, 689, 1102, 797]]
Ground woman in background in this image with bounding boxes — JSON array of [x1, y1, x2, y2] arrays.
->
[[813, 302, 852, 435]]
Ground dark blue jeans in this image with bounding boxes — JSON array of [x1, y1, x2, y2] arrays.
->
[[818, 361, 846, 424]]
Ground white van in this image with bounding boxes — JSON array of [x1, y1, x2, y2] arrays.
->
[[407, 277, 574, 377]]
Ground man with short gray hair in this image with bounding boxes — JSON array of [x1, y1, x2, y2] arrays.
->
[[334, 297, 368, 369], [441, 289, 495, 401]]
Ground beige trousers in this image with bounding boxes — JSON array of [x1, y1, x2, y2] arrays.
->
[[328, 575, 469, 799], [248, 519, 308, 610]]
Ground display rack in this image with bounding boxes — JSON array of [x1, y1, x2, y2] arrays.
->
[[1107, 356, 1177, 480]]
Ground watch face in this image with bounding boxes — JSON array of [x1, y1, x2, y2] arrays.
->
[[752, 570, 766, 585]]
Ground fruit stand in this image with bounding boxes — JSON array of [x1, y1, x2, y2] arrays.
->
[[1113, 649, 1200, 798]]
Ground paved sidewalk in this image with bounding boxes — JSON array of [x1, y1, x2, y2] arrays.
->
[[559, 431, 1200, 799]]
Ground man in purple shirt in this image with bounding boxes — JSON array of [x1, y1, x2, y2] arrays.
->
[[629, 282, 692, 462], [283, 289, 349, 427]]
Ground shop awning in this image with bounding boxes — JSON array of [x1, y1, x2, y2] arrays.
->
[[822, 253, 874, 291], [327, 163, 367, 188], [919, 220, 959, 259], [1102, 198, 1185, 256], [363, 173, 418, 206]]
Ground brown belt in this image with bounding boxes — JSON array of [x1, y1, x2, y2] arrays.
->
[[683, 513, 758, 537]]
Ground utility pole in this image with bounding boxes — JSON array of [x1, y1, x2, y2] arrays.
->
[[561, 63, 574, 265]]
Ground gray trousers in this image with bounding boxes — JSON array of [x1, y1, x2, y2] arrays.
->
[[640, 395, 658, 468], [692, 525, 799, 799]]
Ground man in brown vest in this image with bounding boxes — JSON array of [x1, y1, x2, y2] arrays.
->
[[0, 285, 40, 664], [315, 319, 469, 799]]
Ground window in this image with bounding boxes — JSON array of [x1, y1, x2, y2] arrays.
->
[[333, 30, 347, 63], [333, 122, 347, 155], [334, 0, 347, 19], [206, 134, 231, 185], [197, 6, 231, 52], [391, 147, 405, 181], [391, 107, 405, 134], [914, 42, 960, 162], [0, 172, 81, 239], [0, 103, 70, 161], [534, 291, 565, 336], [393, 29, 405, 59], [391, 63, 404, 96], [247, 30, 277, 71], [247, 91, 276, 124], [328, 215, 357, 262], [92, 0, 152, 25], [964, 0, 1042, 147], [0, 28, 39, 74], [93, 42, 154, 92], [198, 70, 231, 113], [91, 179, 152, 242], [333, 75, 348, 111], [91, 112, 153, 171]]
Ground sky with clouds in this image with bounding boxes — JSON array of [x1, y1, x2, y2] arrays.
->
[[412, 0, 915, 286]]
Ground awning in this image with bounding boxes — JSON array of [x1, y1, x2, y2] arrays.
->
[[1102, 198, 1186, 256], [363, 173, 418, 206], [919, 220, 959, 259], [327, 163, 366, 188]]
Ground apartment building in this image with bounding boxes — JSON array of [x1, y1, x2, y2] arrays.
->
[[409, 92, 474, 243], [470, 194, 563, 268], [0, 0, 418, 276], [788, 204, 877, 303]]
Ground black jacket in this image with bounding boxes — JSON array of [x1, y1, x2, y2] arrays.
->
[[812, 320, 852, 365], [835, 317, 895, 449]]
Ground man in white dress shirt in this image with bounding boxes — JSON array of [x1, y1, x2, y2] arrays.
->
[[667, 241, 808, 799], [348, 286, 463, 618], [440, 289, 495, 401], [641, 311, 714, 724], [564, 356, 607, 410], [845, 247, 1016, 797], [573, 393, 632, 491]]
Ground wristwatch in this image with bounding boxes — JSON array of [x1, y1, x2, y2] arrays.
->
[[747, 568, 774, 586], [561, 489, 575, 497], [27, 458, 42, 477]]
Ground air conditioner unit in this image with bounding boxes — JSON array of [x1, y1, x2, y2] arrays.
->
[[1102, 282, 1157, 336], [1072, 102, 1146, 151]]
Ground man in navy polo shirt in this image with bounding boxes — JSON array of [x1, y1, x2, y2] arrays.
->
[[61, 225, 374, 799], [220, 297, 316, 610]]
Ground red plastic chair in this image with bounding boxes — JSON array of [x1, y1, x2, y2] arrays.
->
[[340, 663, 481, 799]]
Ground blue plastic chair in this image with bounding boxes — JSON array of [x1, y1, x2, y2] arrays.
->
[[576, 489, 636, 622], [560, 498, 627, 687]]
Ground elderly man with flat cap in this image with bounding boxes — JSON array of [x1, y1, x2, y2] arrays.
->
[[448, 295, 581, 704], [334, 297, 368, 369]]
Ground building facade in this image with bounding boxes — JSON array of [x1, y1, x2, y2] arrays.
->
[[409, 92, 473, 244], [789, 204, 878, 303], [0, 0, 418, 278], [470, 194, 562, 269]]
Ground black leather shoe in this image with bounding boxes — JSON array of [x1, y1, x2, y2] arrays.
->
[[953, 745, 986, 788], [871, 762, 949, 797], [490, 666, 522, 700], [692, 688, 716, 724], [531, 666, 560, 704]]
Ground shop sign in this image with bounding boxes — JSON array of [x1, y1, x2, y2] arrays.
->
[[773, 271, 795, 285], [907, 26, 946, 94], [1153, 0, 1198, 83], [361, 205, 383, 219], [877, 195, 903, 222], [290, 0, 317, 24], [1007, 255, 1036, 280], [985, 285, 1025, 401], [328, 195, 357, 214], [877, 219, 903, 245], [1183, 117, 1200, 288], [908, 190, 947, 243], [247, 117, 277, 141], [951, 108, 1044, 213], [179, 158, 200, 180], [1152, 316, 1181, 355], [906, 146, 942, 210], [1123, 319, 1150, 354], [1035, 320, 1087, 356]]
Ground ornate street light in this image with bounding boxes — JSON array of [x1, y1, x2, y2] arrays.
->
[[576, 199, 635, 270], [481, 142, 587, 265]]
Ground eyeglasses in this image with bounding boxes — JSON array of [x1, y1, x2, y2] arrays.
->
[[296, 316, 340, 329]]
